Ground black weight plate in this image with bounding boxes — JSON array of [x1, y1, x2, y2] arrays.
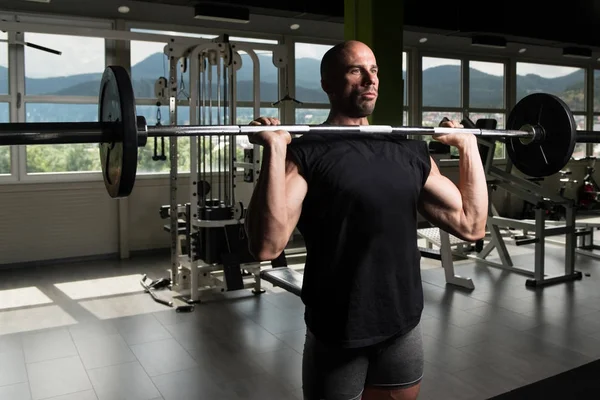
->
[[99, 66, 138, 198], [506, 93, 576, 178]]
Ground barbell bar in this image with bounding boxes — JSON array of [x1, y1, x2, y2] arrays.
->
[[0, 119, 540, 144], [0, 65, 596, 198]]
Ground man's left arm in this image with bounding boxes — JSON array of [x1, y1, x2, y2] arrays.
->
[[418, 134, 488, 242]]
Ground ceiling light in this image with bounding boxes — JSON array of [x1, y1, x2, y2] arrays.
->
[[194, 4, 250, 24], [118, 6, 130, 13], [518, 48, 527, 53], [290, 24, 300, 30], [419, 37, 427, 43]]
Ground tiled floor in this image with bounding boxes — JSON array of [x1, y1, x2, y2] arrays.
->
[[0, 239, 599, 400]]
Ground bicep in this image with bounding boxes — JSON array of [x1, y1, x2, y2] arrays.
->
[[284, 157, 308, 235], [418, 158, 462, 225]]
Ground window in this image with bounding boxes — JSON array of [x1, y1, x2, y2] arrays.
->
[[593, 70, 600, 157], [422, 56, 461, 109], [517, 62, 586, 159], [0, 30, 7, 95], [130, 39, 191, 174], [468, 60, 506, 159], [296, 108, 330, 124], [403, 52, 408, 126], [0, 102, 9, 174], [236, 49, 278, 104], [131, 35, 280, 174], [421, 57, 461, 155], [23, 33, 105, 175], [0, 32, 9, 175], [294, 42, 332, 122]]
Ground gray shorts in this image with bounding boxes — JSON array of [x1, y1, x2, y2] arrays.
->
[[302, 323, 424, 400]]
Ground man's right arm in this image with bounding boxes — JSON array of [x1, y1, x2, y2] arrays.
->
[[244, 128, 308, 261]]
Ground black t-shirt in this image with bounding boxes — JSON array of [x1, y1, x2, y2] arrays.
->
[[286, 133, 432, 349]]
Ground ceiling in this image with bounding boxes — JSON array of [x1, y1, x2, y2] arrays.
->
[[1, 0, 600, 50]]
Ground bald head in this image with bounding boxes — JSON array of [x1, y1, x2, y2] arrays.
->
[[319, 40, 379, 119], [320, 40, 374, 82]]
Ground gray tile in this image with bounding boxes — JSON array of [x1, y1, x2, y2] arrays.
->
[[27, 356, 92, 400], [184, 338, 267, 383], [113, 314, 173, 346], [151, 368, 228, 400], [464, 304, 543, 331], [212, 373, 299, 400], [275, 328, 306, 354], [45, 390, 98, 400], [419, 361, 485, 400], [0, 382, 31, 400], [521, 322, 600, 359], [0, 333, 22, 353], [263, 292, 305, 313], [21, 328, 78, 364], [252, 347, 303, 391], [422, 334, 483, 373], [0, 347, 28, 387], [87, 361, 161, 400], [130, 338, 198, 377], [68, 320, 119, 341], [73, 333, 137, 370]]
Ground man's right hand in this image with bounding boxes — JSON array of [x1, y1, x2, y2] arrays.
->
[[248, 117, 291, 147]]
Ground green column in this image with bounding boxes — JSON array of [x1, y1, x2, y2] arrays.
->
[[344, 0, 404, 125]]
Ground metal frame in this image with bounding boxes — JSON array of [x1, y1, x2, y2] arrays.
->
[[467, 137, 583, 287], [163, 37, 288, 303]]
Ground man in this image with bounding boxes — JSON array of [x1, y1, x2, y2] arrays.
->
[[244, 40, 488, 400]]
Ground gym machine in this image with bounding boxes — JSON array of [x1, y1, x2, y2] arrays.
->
[[155, 35, 290, 303]]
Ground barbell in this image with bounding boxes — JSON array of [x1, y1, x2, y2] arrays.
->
[[0, 65, 598, 198]]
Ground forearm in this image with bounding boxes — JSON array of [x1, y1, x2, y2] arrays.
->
[[456, 137, 488, 235], [245, 142, 290, 259]]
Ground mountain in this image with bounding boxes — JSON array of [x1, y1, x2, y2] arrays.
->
[[1, 53, 598, 115]]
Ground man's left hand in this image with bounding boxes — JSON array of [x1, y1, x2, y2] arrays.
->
[[434, 118, 475, 148]]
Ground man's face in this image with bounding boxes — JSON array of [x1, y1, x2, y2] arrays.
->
[[325, 44, 379, 118]]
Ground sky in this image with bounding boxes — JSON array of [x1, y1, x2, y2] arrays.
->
[[0, 31, 586, 80]]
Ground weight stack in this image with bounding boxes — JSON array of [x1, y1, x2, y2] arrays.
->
[[192, 200, 255, 265]]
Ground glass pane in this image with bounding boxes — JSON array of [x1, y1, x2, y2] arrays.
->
[[467, 112, 505, 129], [237, 50, 278, 103], [403, 52, 408, 107], [0, 102, 9, 174], [136, 105, 191, 174], [24, 33, 105, 96], [235, 107, 278, 165], [516, 62, 585, 112], [296, 108, 330, 124], [0, 31, 7, 95], [403, 109, 408, 126], [295, 43, 331, 104], [470, 61, 504, 108], [468, 112, 505, 159], [593, 116, 600, 156], [422, 57, 461, 108], [25, 103, 101, 174], [421, 111, 463, 158], [572, 115, 586, 159], [130, 40, 188, 101], [422, 111, 462, 127], [595, 70, 600, 112]]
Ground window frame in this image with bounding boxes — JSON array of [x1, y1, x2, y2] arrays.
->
[[415, 48, 512, 165]]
